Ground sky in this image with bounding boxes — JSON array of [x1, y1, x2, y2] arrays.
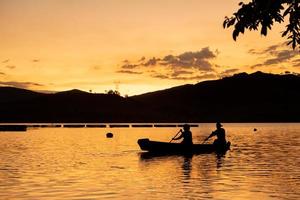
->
[[0, 0, 300, 96]]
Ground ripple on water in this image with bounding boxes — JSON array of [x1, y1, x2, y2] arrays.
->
[[0, 124, 299, 200]]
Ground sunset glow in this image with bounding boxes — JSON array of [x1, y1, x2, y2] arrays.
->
[[1, 0, 299, 95]]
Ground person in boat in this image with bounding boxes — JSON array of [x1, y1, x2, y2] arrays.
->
[[172, 124, 193, 145], [204, 122, 227, 146]]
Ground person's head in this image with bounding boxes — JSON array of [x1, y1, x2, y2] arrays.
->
[[183, 124, 190, 131], [216, 122, 222, 129]]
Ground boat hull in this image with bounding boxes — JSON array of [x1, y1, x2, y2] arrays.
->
[[137, 138, 230, 155]]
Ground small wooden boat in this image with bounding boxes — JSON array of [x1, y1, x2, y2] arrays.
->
[[137, 138, 230, 155]]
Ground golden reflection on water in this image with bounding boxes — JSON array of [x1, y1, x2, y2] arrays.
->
[[0, 124, 299, 199]]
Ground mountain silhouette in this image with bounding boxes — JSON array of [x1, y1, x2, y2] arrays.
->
[[132, 71, 300, 122], [1, 71, 300, 122]]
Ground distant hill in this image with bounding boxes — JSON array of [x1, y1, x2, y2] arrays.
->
[[1, 71, 300, 122], [132, 71, 300, 122], [0, 87, 45, 103], [0, 87, 150, 122]]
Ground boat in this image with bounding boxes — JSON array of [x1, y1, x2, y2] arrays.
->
[[137, 138, 230, 155]]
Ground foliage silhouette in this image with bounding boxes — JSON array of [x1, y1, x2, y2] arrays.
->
[[106, 89, 121, 96], [224, 0, 300, 49]]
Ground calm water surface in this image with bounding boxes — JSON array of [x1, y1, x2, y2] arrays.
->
[[0, 123, 299, 200]]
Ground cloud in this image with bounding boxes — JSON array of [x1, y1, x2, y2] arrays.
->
[[171, 70, 193, 77], [248, 44, 281, 55], [0, 72, 6, 76], [139, 57, 146, 62], [120, 47, 217, 71], [250, 63, 263, 69], [159, 47, 217, 71], [121, 60, 137, 69], [150, 72, 217, 80], [118, 47, 218, 80], [178, 48, 216, 61], [263, 50, 298, 65], [250, 43, 300, 69], [116, 70, 142, 74], [220, 69, 239, 77], [151, 74, 170, 79], [144, 57, 160, 66], [172, 73, 217, 81], [32, 59, 40, 62], [121, 63, 139, 69], [5, 65, 16, 69], [2, 59, 10, 63], [293, 58, 300, 67], [0, 81, 44, 89], [90, 65, 101, 70], [117, 47, 221, 82]]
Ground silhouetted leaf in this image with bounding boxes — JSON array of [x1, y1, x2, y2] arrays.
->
[[261, 26, 267, 36], [223, 19, 228, 28], [282, 30, 289, 37], [233, 29, 239, 41], [224, 0, 300, 49], [228, 18, 236, 27], [283, 6, 292, 17]]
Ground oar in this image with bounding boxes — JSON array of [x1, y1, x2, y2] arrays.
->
[[202, 137, 209, 144], [169, 130, 182, 143]]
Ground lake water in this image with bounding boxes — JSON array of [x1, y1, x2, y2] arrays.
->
[[0, 123, 299, 200]]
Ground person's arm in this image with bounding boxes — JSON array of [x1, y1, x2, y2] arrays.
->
[[205, 131, 216, 141], [173, 130, 183, 140]]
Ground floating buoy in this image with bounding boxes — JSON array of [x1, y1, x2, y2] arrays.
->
[[254, 128, 257, 132], [106, 132, 113, 138]]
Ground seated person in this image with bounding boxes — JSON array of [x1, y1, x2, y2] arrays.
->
[[173, 124, 193, 145]]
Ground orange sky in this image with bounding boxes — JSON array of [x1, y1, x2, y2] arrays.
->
[[0, 0, 299, 95]]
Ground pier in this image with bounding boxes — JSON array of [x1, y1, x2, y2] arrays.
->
[[0, 123, 199, 131]]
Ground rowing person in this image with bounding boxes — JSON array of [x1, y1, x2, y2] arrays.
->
[[172, 124, 193, 145], [204, 122, 227, 146]]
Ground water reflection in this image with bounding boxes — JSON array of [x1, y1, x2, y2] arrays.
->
[[182, 155, 192, 180], [216, 153, 226, 169], [0, 124, 299, 200], [139, 151, 228, 171], [139, 153, 194, 180]]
